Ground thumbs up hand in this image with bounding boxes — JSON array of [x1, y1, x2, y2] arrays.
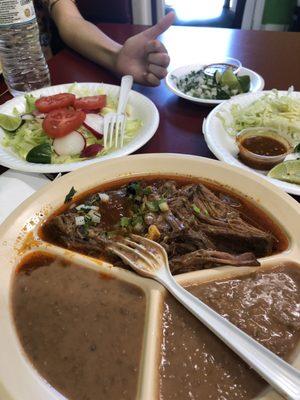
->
[[115, 12, 175, 86]]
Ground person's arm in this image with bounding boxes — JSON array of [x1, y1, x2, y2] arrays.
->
[[49, 0, 175, 86]]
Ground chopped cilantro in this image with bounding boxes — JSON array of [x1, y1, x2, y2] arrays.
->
[[146, 201, 160, 212], [143, 186, 152, 195], [64, 186, 77, 203], [126, 182, 143, 196], [192, 204, 201, 214], [81, 215, 92, 236], [146, 198, 167, 213], [120, 217, 131, 228], [132, 215, 144, 227]]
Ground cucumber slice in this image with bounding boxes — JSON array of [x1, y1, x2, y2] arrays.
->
[[26, 143, 52, 164], [0, 113, 22, 132]]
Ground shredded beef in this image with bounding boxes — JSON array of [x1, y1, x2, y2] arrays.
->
[[42, 179, 276, 274]]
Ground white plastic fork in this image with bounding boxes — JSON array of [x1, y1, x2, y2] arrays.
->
[[108, 234, 300, 400], [103, 75, 133, 149]]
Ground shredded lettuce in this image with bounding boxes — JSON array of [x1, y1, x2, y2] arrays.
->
[[2, 84, 143, 164], [25, 94, 37, 113], [2, 120, 50, 159], [67, 83, 106, 98], [218, 89, 300, 145]]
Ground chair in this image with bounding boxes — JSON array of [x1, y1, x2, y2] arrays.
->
[[76, 0, 133, 24]]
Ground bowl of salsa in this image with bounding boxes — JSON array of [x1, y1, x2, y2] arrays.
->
[[236, 127, 292, 170]]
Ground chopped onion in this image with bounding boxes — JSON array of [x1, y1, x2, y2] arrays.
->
[[88, 210, 101, 223], [75, 216, 85, 226], [76, 204, 99, 211], [98, 193, 110, 202], [159, 201, 169, 212]]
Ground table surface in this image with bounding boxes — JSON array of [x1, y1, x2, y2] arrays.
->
[[1, 23, 300, 201]]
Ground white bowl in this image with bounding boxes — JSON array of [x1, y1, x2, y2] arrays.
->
[[166, 63, 265, 105]]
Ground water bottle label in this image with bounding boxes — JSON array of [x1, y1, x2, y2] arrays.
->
[[0, 0, 36, 27]]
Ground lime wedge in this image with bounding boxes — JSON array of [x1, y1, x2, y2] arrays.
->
[[221, 68, 239, 89], [268, 160, 300, 184], [0, 113, 22, 131]]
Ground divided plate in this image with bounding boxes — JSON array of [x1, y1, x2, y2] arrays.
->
[[0, 154, 299, 400]]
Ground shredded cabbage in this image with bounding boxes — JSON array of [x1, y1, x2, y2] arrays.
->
[[2, 84, 143, 164], [218, 89, 300, 145]]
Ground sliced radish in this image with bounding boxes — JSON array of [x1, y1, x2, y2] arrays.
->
[[21, 113, 35, 121], [83, 114, 104, 139], [53, 131, 86, 156], [32, 110, 46, 119], [81, 144, 103, 158]]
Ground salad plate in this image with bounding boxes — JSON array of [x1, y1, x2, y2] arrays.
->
[[203, 90, 300, 195], [0, 82, 159, 173], [166, 63, 264, 106]]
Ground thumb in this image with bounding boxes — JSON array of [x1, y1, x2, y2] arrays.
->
[[144, 11, 175, 39]]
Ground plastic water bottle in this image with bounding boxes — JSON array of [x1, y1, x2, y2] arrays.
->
[[0, 0, 51, 96]]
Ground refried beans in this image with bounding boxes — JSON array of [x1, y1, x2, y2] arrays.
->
[[160, 264, 300, 400], [12, 254, 146, 400]]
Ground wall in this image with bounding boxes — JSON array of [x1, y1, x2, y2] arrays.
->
[[262, 0, 296, 30]]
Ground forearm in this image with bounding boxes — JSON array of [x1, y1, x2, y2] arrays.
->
[[51, 4, 122, 71], [48, 0, 174, 86]]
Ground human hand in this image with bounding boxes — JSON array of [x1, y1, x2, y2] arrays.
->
[[115, 12, 175, 86]]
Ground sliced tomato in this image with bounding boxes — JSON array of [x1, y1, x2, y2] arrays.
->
[[43, 108, 86, 138], [35, 93, 75, 113], [74, 95, 106, 111]]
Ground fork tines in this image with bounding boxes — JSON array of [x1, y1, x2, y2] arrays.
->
[[107, 235, 161, 273], [103, 113, 126, 149]]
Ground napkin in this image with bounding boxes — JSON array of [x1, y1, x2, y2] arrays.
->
[[0, 170, 50, 225]]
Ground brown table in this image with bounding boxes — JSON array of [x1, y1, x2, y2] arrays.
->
[[1, 23, 300, 201]]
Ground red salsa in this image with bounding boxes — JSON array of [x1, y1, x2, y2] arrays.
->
[[241, 135, 288, 156]]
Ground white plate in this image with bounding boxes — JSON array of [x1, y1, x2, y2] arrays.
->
[[0, 82, 159, 173], [166, 64, 265, 105], [203, 90, 300, 196]]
